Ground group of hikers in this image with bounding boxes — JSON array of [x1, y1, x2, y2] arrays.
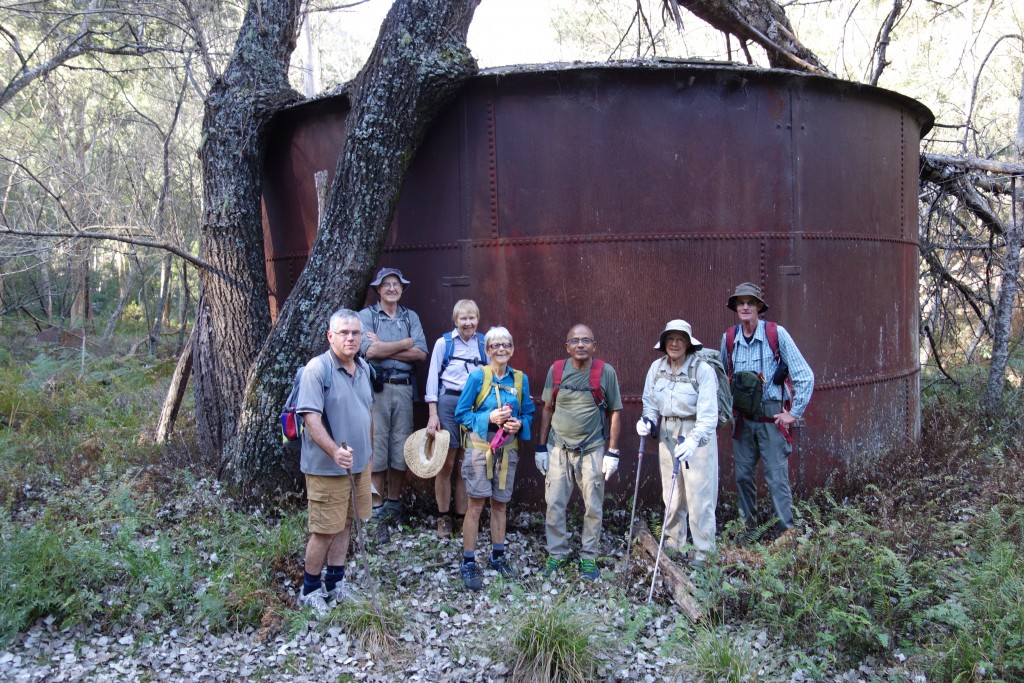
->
[[291, 267, 814, 613]]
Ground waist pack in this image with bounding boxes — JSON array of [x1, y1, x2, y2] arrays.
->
[[730, 371, 764, 416]]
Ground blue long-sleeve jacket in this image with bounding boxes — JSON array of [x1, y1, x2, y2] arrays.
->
[[455, 367, 534, 442]]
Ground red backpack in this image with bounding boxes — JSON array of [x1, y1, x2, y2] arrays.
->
[[551, 358, 607, 409]]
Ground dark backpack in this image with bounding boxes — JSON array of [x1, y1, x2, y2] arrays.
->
[[280, 353, 333, 453], [439, 331, 486, 384]]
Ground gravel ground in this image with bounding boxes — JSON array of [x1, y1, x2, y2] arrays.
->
[[0, 507, 917, 682]]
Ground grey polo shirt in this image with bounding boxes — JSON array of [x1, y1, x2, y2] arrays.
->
[[296, 351, 374, 476], [357, 304, 428, 377]]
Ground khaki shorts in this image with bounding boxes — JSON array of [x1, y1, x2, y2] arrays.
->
[[462, 443, 518, 503], [305, 470, 372, 535]]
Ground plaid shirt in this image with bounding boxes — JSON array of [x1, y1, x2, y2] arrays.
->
[[719, 321, 814, 419]]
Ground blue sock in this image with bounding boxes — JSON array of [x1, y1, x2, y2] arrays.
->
[[463, 551, 475, 565], [491, 543, 505, 560], [302, 571, 322, 596], [324, 565, 345, 591]]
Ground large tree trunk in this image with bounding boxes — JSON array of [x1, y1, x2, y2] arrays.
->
[[192, 0, 304, 459], [221, 0, 481, 502], [982, 67, 1024, 417]]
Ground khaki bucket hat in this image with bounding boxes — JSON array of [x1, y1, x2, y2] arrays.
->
[[727, 282, 769, 312], [403, 428, 451, 479], [654, 319, 703, 352]]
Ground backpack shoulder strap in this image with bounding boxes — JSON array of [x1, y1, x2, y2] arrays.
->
[[440, 331, 455, 374], [398, 305, 412, 335], [473, 366, 493, 410], [765, 321, 780, 361], [550, 358, 567, 404], [320, 352, 334, 392], [725, 324, 739, 376], [512, 369, 524, 409], [589, 358, 606, 407], [476, 333, 486, 361]]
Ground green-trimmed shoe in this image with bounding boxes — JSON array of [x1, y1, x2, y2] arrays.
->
[[579, 557, 599, 580], [539, 556, 569, 578]]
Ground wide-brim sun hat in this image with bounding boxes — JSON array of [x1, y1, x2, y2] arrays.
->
[[370, 267, 411, 288], [403, 428, 450, 479], [654, 319, 703, 352], [727, 282, 769, 312]]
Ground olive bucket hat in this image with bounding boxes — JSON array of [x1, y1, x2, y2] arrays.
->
[[727, 282, 769, 312], [654, 319, 703, 352]]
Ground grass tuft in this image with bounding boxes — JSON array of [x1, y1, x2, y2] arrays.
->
[[333, 597, 404, 658], [497, 594, 604, 683]]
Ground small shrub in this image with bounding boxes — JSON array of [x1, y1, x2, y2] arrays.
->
[[921, 504, 1024, 681], [744, 501, 934, 665]]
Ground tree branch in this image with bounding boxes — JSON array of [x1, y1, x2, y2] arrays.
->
[[0, 227, 237, 285]]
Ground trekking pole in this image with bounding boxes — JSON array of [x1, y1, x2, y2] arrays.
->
[[647, 454, 680, 604], [619, 435, 645, 575], [341, 443, 383, 613]]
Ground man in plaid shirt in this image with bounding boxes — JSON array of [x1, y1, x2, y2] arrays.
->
[[719, 282, 814, 536]]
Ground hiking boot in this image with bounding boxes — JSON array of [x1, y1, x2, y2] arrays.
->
[[372, 520, 391, 545], [379, 499, 402, 522], [489, 556, 515, 579], [461, 561, 482, 591], [579, 558, 599, 580], [325, 582, 356, 606], [437, 515, 452, 538], [539, 556, 568, 578], [297, 587, 331, 616]]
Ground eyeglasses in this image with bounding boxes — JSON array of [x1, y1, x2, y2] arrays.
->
[[332, 329, 361, 337], [488, 342, 512, 350], [566, 337, 594, 345], [380, 282, 402, 290]]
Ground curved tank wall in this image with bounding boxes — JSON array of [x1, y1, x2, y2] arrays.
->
[[262, 61, 933, 510]]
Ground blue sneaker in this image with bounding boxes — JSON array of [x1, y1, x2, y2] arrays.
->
[[461, 561, 482, 591], [489, 556, 515, 579], [579, 558, 599, 580], [539, 556, 568, 578]]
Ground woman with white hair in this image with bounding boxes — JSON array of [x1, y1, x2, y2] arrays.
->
[[454, 326, 534, 591], [636, 319, 720, 565]]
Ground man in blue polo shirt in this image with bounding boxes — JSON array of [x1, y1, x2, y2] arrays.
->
[[295, 308, 374, 615]]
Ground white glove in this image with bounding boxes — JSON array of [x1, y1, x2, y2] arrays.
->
[[674, 439, 698, 463], [635, 418, 651, 436], [601, 454, 619, 481], [535, 445, 549, 475]]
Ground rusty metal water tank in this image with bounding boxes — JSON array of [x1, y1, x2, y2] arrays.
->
[[262, 61, 933, 510]]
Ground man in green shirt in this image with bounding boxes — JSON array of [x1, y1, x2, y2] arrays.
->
[[535, 324, 622, 580]]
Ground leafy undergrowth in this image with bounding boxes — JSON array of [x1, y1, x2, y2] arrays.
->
[[1, 338, 1022, 681]]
